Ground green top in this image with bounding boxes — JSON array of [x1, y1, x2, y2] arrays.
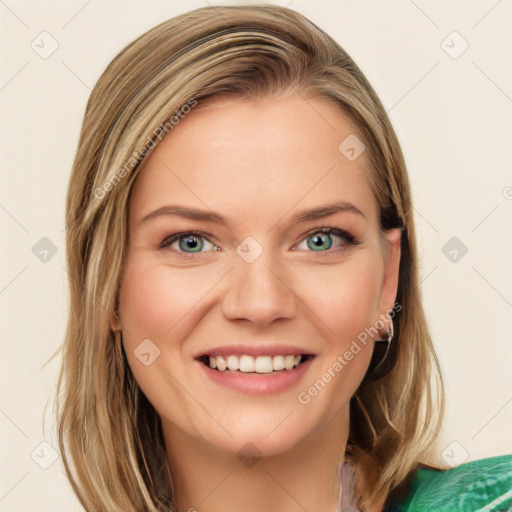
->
[[386, 454, 512, 512]]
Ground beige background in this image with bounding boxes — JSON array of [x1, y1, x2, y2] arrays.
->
[[1, 0, 511, 510]]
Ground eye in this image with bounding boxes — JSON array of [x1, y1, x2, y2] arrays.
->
[[160, 231, 219, 256], [294, 228, 357, 253]]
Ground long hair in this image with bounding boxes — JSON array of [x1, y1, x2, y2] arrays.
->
[[50, 5, 444, 511]]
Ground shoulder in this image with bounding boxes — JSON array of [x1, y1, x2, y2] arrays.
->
[[387, 454, 512, 512]]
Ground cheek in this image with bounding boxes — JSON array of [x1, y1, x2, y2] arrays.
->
[[117, 257, 217, 430], [118, 256, 220, 338], [292, 255, 383, 426], [297, 254, 383, 342]]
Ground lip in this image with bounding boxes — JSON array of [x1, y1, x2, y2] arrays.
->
[[194, 344, 317, 358], [196, 355, 315, 396]]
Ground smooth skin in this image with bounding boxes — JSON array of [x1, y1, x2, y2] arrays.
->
[[111, 93, 401, 512]]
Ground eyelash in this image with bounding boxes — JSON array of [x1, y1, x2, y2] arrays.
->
[[159, 227, 359, 259]]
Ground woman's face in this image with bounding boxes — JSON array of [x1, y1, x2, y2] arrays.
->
[[113, 93, 401, 457]]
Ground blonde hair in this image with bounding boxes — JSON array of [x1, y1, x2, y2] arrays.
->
[[50, 4, 444, 511]]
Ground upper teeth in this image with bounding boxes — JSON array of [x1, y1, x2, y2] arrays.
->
[[208, 355, 302, 373]]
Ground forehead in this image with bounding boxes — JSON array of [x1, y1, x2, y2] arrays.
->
[[129, 94, 378, 228]]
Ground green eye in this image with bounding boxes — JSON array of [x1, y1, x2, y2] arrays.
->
[[160, 231, 218, 256], [160, 227, 357, 258], [297, 228, 356, 252], [178, 234, 204, 253], [307, 232, 333, 251]]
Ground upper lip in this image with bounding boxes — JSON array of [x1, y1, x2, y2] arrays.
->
[[194, 344, 317, 359]]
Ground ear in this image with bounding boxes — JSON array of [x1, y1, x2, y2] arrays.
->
[[110, 310, 122, 332], [377, 227, 402, 315]]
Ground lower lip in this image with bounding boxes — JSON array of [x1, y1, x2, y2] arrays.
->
[[197, 357, 315, 396]]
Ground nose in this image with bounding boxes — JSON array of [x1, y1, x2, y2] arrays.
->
[[221, 251, 298, 326]]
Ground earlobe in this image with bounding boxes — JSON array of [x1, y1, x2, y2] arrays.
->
[[110, 310, 122, 332]]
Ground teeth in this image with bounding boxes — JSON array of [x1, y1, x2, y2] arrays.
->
[[284, 355, 295, 370], [226, 355, 239, 371], [273, 355, 284, 371], [239, 355, 255, 372], [215, 356, 227, 372], [254, 356, 273, 373], [207, 354, 304, 373]]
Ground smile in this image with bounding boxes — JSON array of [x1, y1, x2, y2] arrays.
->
[[197, 352, 315, 395], [202, 354, 313, 373]]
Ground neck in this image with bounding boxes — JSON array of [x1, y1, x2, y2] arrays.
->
[[162, 408, 349, 512]]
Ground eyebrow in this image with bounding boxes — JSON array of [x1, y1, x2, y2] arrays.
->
[[139, 201, 366, 229]]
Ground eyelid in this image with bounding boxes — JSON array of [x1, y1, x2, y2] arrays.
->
[[159, 230, 218, 255], [297, 226, 358, 245], [292, 227, 358, 253]]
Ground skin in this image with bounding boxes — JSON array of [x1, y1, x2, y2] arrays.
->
[[111, 93, 401, 512]]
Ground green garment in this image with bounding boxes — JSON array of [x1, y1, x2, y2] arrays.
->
[[386, 454, 512, 512]]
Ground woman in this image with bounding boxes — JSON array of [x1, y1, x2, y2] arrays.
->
[[54, 5, 511, 512]]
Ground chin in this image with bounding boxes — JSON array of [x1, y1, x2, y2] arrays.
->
[[198, 412, 319, 460], [217, 431, 303, 460]]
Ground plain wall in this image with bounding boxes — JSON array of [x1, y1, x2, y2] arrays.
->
[[1, 1, 511, 510]]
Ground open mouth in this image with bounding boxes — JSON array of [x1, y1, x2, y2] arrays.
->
[[199, 354, 314, 374]]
